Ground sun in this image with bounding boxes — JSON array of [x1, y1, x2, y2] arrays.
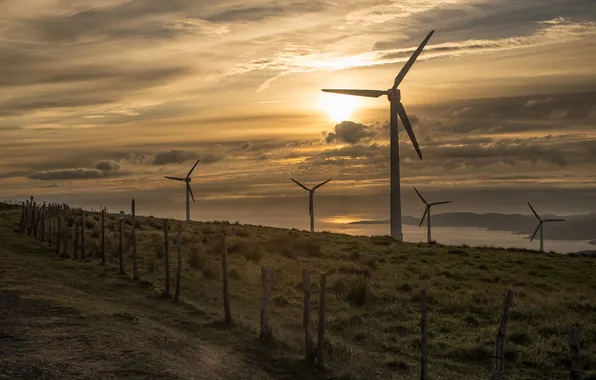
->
[[318, 92, 361, 123]]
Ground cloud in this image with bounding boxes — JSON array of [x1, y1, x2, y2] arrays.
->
[[145, 149, 224, 166], [226, 16, 596, 91], [152, 150, 200, 165], [95, 160, 121, 172], [323, 121, 377, 144], [29, 168, 109, 181]]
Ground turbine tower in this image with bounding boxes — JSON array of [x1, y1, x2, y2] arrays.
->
[[164, 159, 200, 221], [291, 178, 331, 233], [528, 202, 565, 252], [414, 187, 451, 244], [322, 30, 434, 241]]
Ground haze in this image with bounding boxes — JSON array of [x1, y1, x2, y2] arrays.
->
[[1, 0, 595, 236]]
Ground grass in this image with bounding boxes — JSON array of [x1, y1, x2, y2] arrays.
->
[[1, 202, 596, 379]]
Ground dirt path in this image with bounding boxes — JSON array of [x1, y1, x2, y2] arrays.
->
[[0, 217, 318, 380]]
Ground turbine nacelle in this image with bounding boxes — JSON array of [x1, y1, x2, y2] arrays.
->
[[388, 89, 401, 102]]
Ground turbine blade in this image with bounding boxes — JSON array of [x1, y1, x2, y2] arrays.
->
[[164, 176, 185, 181], [431, 201, 452, 206], [529, 222, 541, 242], [321, 89, 387, 98], [291, 178, 310, 191], [527, 202, 541, 221], [188, 183, 195, 203], [544, 218, 565, 222], [419, 207, 429, 227], [395, 102, 422, 159], [393, 30, 435, 89], [413, 187, 427, 204], [187, 159, 201, 178], [313, 179, 332, 190]]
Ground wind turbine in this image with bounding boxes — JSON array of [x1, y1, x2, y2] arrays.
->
[[322, 30, 434, 241], [291, 178, 331, 233], [414, 187, 451, 244], [164, 159, 200, 222], [528, 202, 565, 252]]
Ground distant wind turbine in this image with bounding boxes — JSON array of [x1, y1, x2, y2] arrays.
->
[[291, 178, 331, 233], [414, 187, 451, 244], [164, 159, 200, 222], [322, 30, 435, 241], [528, 202, 565, 252]]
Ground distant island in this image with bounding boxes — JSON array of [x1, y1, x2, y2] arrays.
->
[[348, 212, 596, 241]]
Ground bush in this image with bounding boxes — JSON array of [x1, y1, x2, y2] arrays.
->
[[243, 247, 263, 264], [228, 268, 242, 280], [235, 228, 250, 237], [200, 259, 220, 280], [345, 276, 370, 307]]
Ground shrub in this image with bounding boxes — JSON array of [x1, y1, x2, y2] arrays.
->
[[200, 259, 220, 280], [147, 258, 158, 274], [235, 228, 250, 237], [273, 295, 289, 307], [345, 276, 370, 307], [243, 247, 263, 264], [188, 246, 208, 270], [228, 268, 242, 280]]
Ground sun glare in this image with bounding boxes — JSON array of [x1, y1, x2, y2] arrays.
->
[[318, 92, 361, 123]]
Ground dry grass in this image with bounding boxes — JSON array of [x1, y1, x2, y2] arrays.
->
[[1, 203, 596, 380]]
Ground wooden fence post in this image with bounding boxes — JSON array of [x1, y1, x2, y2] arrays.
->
[[32, 202, 37, 239], [174, 231, 182, 302], [118, 218, 125, 275], [81, 212, 86, 260], [420, 289, 429, 380], [63, 221, 69, 258], [492, 290, 514, 380], [163, 220, 170, 298], [19, 204, 25, 234], [569, 327, 584, 380], [222, 234, 232, 324], [55, 217, 62, 255], [317, 272, 327, 369], [26, 200, 31, 235], [303, 269, 315, 362], [48, 208, 53, 245], [101, 208, 106, 264], [131, 199, 139, 280], [40, 203, 46, 242], [73, 219, 79, 260], [260, 266, 274, 341]]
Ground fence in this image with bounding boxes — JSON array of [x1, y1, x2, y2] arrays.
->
[[6, 198, 591, 380]]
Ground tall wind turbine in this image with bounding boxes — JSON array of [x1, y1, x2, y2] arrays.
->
[[291, 178, 331, 233], [528, 202, 565, 252], [164, 159, 200, 221], [414, 187, 451, 244], [322, 30, 434, 241]]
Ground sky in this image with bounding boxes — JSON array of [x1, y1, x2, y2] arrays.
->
[[1, 0, 595, 232]]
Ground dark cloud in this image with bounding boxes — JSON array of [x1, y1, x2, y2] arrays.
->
[[29, 168, 108, 181], [0, 170, 31, 179], [205, 1, 325, 22], [152, 150, 199, 165], [95, 160, 121, 172], [373, 0, 595, 51], [29, 1, 191, 43], [151, 150, 223, 166], [323, 121, 377, 144]]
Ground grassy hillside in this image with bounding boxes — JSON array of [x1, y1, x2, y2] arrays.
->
[[1, 202, 595, 379]]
